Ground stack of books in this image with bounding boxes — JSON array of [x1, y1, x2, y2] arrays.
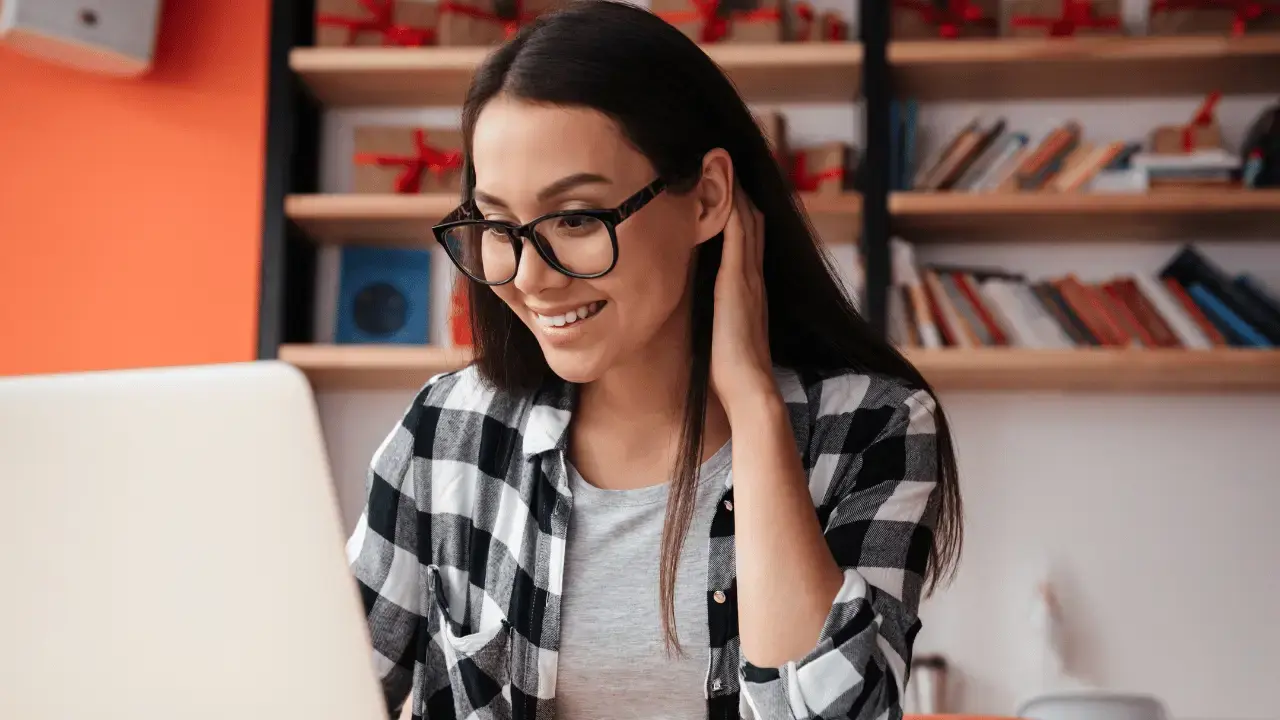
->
[[889, 106, 1244, 194], [889, 240, 1280, 350]]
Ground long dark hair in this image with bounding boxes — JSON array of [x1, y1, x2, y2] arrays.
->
[[458, 0, 961, 652]]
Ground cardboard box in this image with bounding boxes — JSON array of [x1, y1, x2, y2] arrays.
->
[[437, 0, 559, 45], [791, 141, 850, 195], [315, 0, 438, 47], [891, 0, 999, 40], [1148, 2, 1280, 35], [651, 0, 787, 44], [790, 6, 849, 41], [1006, 0, 1125, 37], [353, 126, 465, 194]]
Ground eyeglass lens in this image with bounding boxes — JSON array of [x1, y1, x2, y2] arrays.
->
[[440, 214, 614, 283]]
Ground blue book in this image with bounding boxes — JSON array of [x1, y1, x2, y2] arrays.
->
[[889, 100, 901, 193], [901, 99, 919, 191], [336, 246, 431, 345], [1189, 284, 1272, 348]]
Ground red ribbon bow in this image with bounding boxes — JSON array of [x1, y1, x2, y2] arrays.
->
[[790, 153, 845, 193], [355, 129, 464, 194], [656, 0, 782, 44], [437, 0, 534, 39], [893, 0, 996, 39], [316, 0, 437, 46], [1182, 91, 1222, 152], [1008, 0, 1121, 36], [1149, 0, 1280, 36]]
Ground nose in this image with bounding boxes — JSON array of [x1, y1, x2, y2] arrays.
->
[[512, 237, 571, 296]]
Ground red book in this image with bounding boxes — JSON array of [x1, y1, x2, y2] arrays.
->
[[1100, 282, 1156, 347], [951, 272, 1009, 346], [1163, 276, 1228, 347]]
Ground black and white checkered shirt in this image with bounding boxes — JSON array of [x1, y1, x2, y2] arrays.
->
[[346, 364, 940, 720]]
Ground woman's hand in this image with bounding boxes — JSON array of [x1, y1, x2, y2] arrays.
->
[[710, 184, 778, 417]]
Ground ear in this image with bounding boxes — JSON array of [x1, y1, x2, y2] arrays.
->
[[692, 148, 735, 246]]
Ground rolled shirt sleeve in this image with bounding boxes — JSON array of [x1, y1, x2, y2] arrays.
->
[[741, 384, 940, 720]]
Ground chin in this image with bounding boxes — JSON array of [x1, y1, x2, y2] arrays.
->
[[540, 346, 611, 384]]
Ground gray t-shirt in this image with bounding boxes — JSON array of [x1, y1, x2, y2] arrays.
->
[[556, 442, 733, 720]]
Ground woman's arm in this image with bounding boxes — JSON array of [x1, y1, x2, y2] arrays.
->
[[731, 382, 939, 720], [346, 386, 434, 719]]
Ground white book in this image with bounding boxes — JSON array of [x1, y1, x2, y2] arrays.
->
[[1133, 274, 1212, 349], [1012, 282, 1075, 349], [889, 238, 942, 349], [979, 279, 1036, 348]]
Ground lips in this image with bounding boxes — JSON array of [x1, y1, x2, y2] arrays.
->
[[533, 301, 607, 328]]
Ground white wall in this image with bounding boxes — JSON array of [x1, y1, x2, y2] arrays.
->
[[312, 2, 1280, 717]]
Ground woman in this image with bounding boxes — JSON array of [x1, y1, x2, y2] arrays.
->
[[345, 2, 962, 718]]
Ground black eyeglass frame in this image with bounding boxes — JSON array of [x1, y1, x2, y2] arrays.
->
[[432, 177, 667, 286]]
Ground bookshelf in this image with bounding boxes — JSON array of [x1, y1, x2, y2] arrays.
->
[[891, 34, 1280, 101], [289, 42, 864, 106], [891, 189, 1280, 242], [286, 192, 863, 246], [258, 2, 1280, 394]]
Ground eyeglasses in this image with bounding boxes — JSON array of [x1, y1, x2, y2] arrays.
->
[[432, 177, 666, 286]]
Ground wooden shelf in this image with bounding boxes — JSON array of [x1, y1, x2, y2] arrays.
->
[[290, 43, 863, 106], [891, 34, 1280, 101], [907, 349, 1280, 392], [287, 192, 863, 246], [279, 343, 471, 391], [890, 189, 1280, 242], [280, 344, 1280, 392]]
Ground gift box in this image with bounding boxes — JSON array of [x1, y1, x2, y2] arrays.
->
[[790, 4, 850, 40], [651, 0, 787, 44], [352, 126, 465, 194], [449, 279, 474, 347], [1150, 92, 1225, 154], [1148, 1, 1280, 36], [891, 0, 999, 40], [790, 142, 852, 195], [437, 0, 559, 45], [1007, 0, 1125, 37], [315, 0, 438, 47]]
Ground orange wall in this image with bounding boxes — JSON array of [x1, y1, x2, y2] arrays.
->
[[0, 0, 271, 376]]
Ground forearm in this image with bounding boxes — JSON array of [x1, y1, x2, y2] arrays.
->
[[728, 389, 844, 669]]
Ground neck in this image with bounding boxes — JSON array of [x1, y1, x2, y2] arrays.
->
[[573, 304, 731, 470]]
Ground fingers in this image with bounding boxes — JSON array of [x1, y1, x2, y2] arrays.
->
[[733, 184, 764, 275], [721, 191, 745, 274]]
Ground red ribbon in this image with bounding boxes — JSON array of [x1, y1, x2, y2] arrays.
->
[[1149, 0, 1280, 36], [437, 0, 534, 39], [1182, 91, 1222, 152], [656, 0, 782, 44], [354, 129, 464, 194], [316, 0, 437, 46], [790, 153, 845, 193], [1008, 0, 1121, 36], [893, 0, 997, 38]]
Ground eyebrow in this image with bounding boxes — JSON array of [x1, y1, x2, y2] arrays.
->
[[473, 172, 613, 209]]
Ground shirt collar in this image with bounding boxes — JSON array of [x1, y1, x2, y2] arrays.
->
[[521, 376, 577, 457]]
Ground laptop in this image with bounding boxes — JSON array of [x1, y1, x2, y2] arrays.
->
[[0, 361, 386, 719]]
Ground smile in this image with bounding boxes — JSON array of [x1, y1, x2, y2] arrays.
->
[[533, 301, 607, 328]]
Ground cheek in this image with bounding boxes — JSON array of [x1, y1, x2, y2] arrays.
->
[[609, 216, 699, 320]]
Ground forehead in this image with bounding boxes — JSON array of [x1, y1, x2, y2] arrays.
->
[[470, 97, 653, 197]]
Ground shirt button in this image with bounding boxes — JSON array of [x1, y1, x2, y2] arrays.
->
[[713, 590, 727, 604], [723, 500, 734, 511]]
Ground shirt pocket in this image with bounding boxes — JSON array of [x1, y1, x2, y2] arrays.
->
[[426, 564, 513, 720]]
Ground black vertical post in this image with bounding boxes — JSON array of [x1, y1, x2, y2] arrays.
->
[[859, 0, 892, 337], [258, 0, 321, 359]]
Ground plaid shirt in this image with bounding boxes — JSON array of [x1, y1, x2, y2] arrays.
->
[[346, 364, 940, 720]]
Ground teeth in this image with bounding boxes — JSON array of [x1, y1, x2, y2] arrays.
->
[[536, 301, 604, 328]]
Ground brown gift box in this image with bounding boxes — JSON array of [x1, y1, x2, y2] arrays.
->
[[651, 0, 787, 44], [790, 141, 850, 196], [1148, 2, 1280, 35], [891, 0, 999, 40], [792, 7, 850, 41], [437, 0, 560, 45], [353, 126, 466, 194], [1006, 0, 1125, 37], [1151, 119, 1224, 154], [315, 0, 438, 47]]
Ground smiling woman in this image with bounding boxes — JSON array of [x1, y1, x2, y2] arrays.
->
[[346, 2, 963, 719]]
